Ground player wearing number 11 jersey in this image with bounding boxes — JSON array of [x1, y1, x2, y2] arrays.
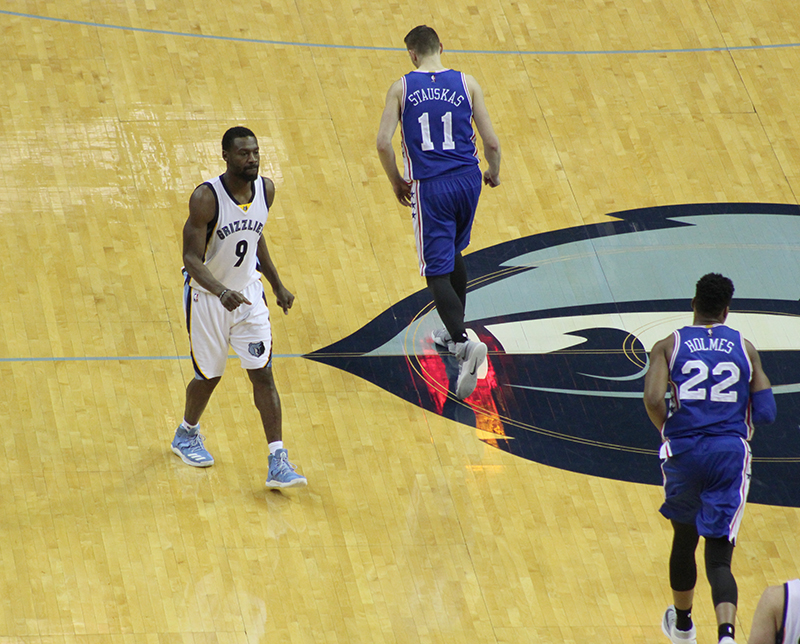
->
[[377, 25, 501, 400], [644, 273, 775, 644]]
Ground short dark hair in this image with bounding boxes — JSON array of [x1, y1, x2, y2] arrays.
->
[[694, 273, 734, 317], [222, 126, 256, 152], [404, 25, 440, 56]]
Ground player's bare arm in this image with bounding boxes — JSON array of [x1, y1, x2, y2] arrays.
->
[[466, 74, 501, 187], [263, 176, 276, 209], [183, 184, 251, 311], [643, 335, 674, 429], [257, 234, 294, 314], [376, 80, 412, 207], [745, 339, 772, 392]]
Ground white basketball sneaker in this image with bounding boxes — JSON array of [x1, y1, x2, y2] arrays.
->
[[454, 339, 487, 400], [661, 606, 697, 644]]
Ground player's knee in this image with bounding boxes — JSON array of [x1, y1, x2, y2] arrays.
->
[[247, 365, 275, 386], [671, 521, 700, 554], [191, 375, 221, 389]]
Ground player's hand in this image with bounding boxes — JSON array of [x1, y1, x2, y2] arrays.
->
[[483, 170, 500, 187], [393, 179, 412, 207], [220, 289, 251, 311], [274, 285, 295, 314]]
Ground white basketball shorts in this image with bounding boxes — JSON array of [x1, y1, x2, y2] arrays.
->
[[184, 279, 273, 379]]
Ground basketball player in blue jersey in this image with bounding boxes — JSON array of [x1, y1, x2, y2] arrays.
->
[[377, 25, 501, 400], [171, 126, 306, 489], [644, 273, 776, 644], [748, 578, 800, 644]]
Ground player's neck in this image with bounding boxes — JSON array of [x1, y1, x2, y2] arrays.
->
[[692, 314, 725, 326], [415, 54, 445, 72], [221, 172, 254, 202]]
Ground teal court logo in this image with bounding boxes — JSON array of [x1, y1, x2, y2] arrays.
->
[[306, 203, 800, 507]]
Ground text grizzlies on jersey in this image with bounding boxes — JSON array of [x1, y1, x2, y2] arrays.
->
[[406, 87, 465, 107], [683, 337, 735, 353], [216, 219, 265, 240]]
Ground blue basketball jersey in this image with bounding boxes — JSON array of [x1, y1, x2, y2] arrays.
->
[[400, 69, 479, 180], [662, 324, 754, 446]]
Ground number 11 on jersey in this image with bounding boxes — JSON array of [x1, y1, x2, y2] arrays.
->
[[418, 111, 455, 151]]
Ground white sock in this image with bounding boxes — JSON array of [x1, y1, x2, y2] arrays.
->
[[181, 420, 199, 433], [269, 441, 284, 455]]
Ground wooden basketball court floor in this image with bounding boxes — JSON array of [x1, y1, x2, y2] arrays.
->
[[1, 1, 799, 642]]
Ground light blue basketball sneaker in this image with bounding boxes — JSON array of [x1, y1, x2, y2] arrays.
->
[[171, 425, 214, 467], [265, 449, 307, 488]]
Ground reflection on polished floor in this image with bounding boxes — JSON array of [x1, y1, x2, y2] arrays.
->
[[1, 2, 800, 643]]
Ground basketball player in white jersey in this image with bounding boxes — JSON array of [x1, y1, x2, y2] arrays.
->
[[171, 126, 306, 488], [748, 579, 800, 644]]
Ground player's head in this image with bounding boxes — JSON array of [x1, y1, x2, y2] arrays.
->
[[693, 273, 734, 319], [404, 25, 441, 62], [221, 126, 259, 182]]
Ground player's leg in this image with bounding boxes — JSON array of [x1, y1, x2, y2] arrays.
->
[[705, 537, 737, 642], [662, 520, 700, 643], [660, 452, 702, 643], [430, 253, 467, 351], [231, 282, 306, 488], [447, 168, 487, 398], [451, 251, 467, 310], [426, 272, 467, 344], [413, 178, 467, 344], [697, 438, 751, 643], [172, 376, 219, 466], [172, 287, 227, 467], [247, 365, 281, 444], [183, 376, 220, 426], [426, 266, 486, 399], [415, 172, 486, 399], [247, 366, 306, 488]]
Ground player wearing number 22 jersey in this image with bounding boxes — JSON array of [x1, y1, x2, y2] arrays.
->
[[644, 273, 775, 644], [662, 323, 754, 452]]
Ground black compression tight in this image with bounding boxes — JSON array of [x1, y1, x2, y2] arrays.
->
[[426, 253, 469, 344], [670, 521, 700, 592], [705, 536, 737, 606], [669, 520, 737, 606]]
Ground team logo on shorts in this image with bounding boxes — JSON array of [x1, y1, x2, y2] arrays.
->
[[306, 203, 800, 508], [248, 341, 266, 358]]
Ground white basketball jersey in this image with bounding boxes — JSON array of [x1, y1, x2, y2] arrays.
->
[[189, 175, 269, 294], [783, 579, 800, 644]]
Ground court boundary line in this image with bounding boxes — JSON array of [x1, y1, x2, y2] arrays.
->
[[3, 8, 800, 55]]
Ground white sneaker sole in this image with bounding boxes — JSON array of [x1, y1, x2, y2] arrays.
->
[[265, 476, 308, 489], [455, 341, 487, 399]]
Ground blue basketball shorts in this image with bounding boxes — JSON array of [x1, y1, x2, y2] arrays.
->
[[410, 166, 482, 277], [659, 435, 752, 543]]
